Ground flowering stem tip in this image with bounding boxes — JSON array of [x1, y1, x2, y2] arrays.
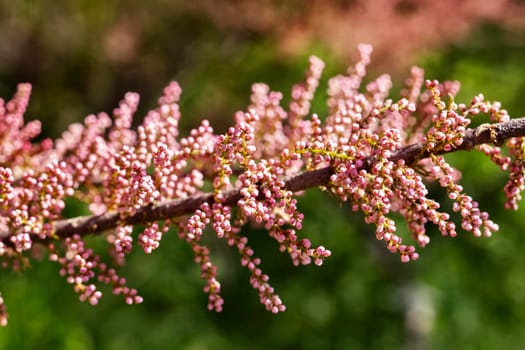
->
[[0, 45, 524, 325]]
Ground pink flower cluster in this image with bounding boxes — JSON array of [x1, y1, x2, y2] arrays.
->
[[49, 235, 142, 306], [0, 44, 524, 326]]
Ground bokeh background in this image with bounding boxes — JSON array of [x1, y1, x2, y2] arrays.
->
[[2, 1, 525, 349]]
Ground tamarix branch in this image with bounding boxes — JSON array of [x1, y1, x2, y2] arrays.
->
[[0, 44, 524, 326]]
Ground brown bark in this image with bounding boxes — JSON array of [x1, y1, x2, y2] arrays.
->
[[16, 117, 525, 241]]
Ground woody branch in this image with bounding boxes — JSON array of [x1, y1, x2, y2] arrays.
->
[[46, 117, 525, 240]]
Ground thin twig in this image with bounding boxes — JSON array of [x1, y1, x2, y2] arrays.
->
[[8, 117, 525, 242]]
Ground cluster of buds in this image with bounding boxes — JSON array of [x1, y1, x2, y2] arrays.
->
[[0, 44, 524, 326]]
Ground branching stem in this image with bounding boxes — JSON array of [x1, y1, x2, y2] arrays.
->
[[40, 117, 525, 240]]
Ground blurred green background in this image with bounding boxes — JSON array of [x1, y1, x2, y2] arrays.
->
[[1, 1, 525, 349]]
